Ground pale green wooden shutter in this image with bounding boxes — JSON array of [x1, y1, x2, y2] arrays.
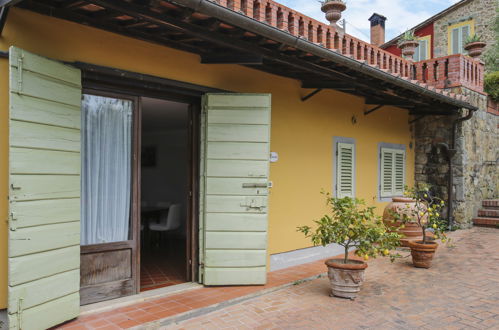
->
[[393, 150, 405, 196], [8, 47, 81, 330], [200, 93, 270, 285], [380, 148, 394, 197], [380, 148, 405, 198], [336, 143, 355, 198]]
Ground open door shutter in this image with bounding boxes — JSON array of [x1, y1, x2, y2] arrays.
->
[[336, 143, 354, 198], [8, 47, 81, 329], [200, 93, 271, 285]]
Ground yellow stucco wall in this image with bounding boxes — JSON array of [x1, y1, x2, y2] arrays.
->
[[0, 8, 415, 308]]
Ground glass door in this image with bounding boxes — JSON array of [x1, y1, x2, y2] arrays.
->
[[79, 92, 140, 305]]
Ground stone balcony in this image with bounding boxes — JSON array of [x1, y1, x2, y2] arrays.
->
[[215, 0, 484, 96]]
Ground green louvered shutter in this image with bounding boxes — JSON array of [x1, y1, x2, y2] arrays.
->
[[8, 47, 81, 330], [200, 93, 271, 285], [336, 143, 355, 198], [393, 150, 406, 196], [380, 148, 405, 197]]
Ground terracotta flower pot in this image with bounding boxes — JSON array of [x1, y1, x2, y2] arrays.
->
[[408, 240, 438, 269], [383, 197, 429, 247], [464, 41, 486, 58], [321, 1, 346, 25], [325, 259, 367, 299], [398, 40, 419, 61]]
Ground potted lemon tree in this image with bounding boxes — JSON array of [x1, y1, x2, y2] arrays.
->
[[298, 194, 401, 300], [399, 184, 449, 269]]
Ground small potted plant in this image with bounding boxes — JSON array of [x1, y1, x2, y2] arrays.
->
[[400, 184, 449, 269], [321, 0, 347, 26], [298, 194, 401, 299], [397, 30, 419, 61], [464, 34, 486, 58]]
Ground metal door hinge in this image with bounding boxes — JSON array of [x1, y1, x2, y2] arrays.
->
[[10, 212, 17, 231], [18, 297, 24, 330]]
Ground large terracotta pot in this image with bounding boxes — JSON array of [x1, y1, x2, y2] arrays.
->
[[464, 41, 486, 58], [325, 259, 367, 300], [321, 0, 346, 25], [398, 40, 419, 61], [408, 240, 438, 268], [383, 197, 429, 247]]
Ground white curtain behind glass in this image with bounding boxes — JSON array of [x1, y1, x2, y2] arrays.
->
[[81, 94, 133, 245]]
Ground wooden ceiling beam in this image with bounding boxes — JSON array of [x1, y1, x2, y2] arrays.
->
[[201, 53, 263, 65], [19, 0, 457, 111]]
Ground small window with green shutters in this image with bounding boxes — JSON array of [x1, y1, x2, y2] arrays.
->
[[380, 147, 406, 198], [335, 140, 355, 198]]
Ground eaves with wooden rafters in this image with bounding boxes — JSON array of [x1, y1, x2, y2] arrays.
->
[[3, 0, 478, 114]]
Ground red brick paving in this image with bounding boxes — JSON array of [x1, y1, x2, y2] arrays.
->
[[167, 227, 499, 330], [56, 251, 329, 329], [57, 227, 499, 329]]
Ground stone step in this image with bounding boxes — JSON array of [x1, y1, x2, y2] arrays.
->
[[478, 209, 499, 218], [483, 200, 499, 208], [473, 217, 499, 227]]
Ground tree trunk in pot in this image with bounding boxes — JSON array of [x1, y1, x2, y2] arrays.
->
[[408, 240, 438, 268], [325, 259, 367, 299], [383, 197, 430, 247]]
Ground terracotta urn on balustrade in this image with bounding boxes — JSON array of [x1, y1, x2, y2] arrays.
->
[[321, 0, 346, 26], [464, 41, 487, 58], [383, 197, 431, 247], [398, 40, 419, 62]]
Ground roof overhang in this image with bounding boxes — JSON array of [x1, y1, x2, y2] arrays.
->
[[12, 0, 477, 114]]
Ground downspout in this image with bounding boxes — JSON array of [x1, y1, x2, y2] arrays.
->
[[437, 108, 476, 229]]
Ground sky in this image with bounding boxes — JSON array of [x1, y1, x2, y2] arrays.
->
[[277, 0, 461, 42]]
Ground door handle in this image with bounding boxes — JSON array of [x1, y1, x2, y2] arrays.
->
[[242, 183, 268, 188]]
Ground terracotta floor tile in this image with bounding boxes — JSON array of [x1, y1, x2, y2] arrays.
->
[[86, 319, 111, 328], [115, 319, 140, 328], [95, 325, 121, 330]]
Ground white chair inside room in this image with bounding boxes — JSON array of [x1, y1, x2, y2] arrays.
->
[[154, 201, 172, 209], [149, 203, 182, 233]]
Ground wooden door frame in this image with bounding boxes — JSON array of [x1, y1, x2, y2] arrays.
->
[[81, 67, 205, 288], [80, 89, 141, 302], [187, 103, 201, 282]]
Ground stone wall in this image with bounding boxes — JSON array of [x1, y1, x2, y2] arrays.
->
[[414, 88, 498, 227], [433, 0, 498, 58], [454, 89, 499, 225]]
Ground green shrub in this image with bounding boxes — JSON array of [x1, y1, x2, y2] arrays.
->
[[484, 71, 499, 101], [464, 34, 482, 45], [398, 30, 417, 46]]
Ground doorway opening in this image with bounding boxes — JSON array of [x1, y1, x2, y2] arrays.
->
[[140, 97, 191, 292]]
